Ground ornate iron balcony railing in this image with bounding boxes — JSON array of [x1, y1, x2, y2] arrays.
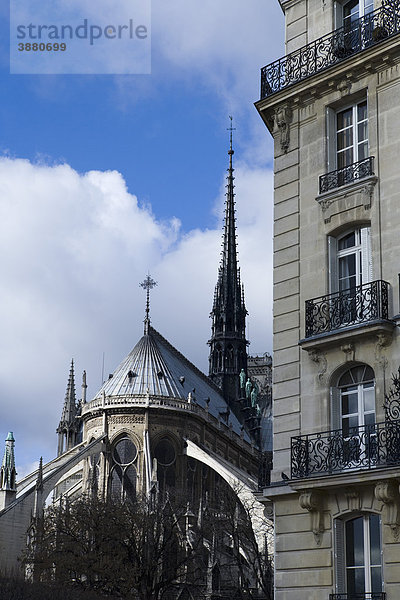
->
[[291, 420, 400, 478], [305, 280, 389, 338], [260, 3, 400, 98], [319, 157, 375, 194], [329, 594, 386, 600]]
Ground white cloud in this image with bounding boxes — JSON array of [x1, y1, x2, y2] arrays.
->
[[0, 156, 272, 476]]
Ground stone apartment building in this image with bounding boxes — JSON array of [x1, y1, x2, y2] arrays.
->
[[256, 0, 400, 598]]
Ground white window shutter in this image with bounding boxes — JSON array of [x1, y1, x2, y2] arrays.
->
[[330, 386, 341, 431], [334, 1, 344, 29], [328, 235, 339, 293], [326, 108, 337, 173], [334, 518, 346, 593], [361, 226, 372, 284]]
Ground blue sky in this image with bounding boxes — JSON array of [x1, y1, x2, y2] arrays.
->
[[0, 1, 284, 478]]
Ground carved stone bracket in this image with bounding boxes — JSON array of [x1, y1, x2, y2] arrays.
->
[[309, 350, 328, 382], [275, 105, 292, 154], [361, 182, 375, 210], [345, 489, 361, 512], [299, 490, 324, 545], [337, 77, 352, 97], [375, 332, 392, 368], [341, 343, 355, 362], [375, 480, 400, 540]]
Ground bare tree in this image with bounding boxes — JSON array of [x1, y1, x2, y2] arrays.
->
[[23, 493, 205, 600], [21, 481, 273, 600]]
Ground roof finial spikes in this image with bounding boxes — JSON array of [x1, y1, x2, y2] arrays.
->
[[139, 273, 158, 334], [227, 115, 236, 170]]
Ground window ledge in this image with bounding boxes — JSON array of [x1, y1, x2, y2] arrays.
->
[[315, 175, 378, 223], [299, 318, 395, 352], [289, 465, 400, 491]]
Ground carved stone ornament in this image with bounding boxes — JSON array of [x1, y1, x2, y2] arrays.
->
[[341, 343, 355, 362], [375, 332, 391, 368], [375, 480, 400, 540], [299, 490, 324, 545], [309, 350, 328, 382], [337, 78, 352, 97], [345, 489, 361, 512], [275, 105, 292, 154]]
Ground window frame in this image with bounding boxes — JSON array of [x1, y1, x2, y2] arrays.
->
[[326, 97, 369, 175], [334, 513, 383, 595], [328, 226, 372, 295]]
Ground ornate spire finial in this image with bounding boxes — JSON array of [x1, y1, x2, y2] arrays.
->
[[227, 115, 236, 165], [36, 457, 43, 491], [1, 432, 16, 491], [139, 273, 157, 334]]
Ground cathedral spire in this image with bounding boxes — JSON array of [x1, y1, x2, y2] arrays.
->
[[208, 119, 248, 420], [57, 360, 79, 456]]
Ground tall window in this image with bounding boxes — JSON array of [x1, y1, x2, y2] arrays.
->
[[338, 364, 375, 434], [335, 514, 382, 595], [109, 436, 138, 501], [337, 101, 368, 170], [329, 226, 372, 293]]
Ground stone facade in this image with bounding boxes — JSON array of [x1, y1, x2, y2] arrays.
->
[[257, 0, 400, 598]]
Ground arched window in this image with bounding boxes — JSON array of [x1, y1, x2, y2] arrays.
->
[[331, 365, 376, 468], [109, 437, 138, 501], [335, 514, 382, 595], [335, 364, 375, 432], [154, 438, 176, 490]]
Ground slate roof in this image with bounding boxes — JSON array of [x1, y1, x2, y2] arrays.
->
[[93, 325, 246, 438]]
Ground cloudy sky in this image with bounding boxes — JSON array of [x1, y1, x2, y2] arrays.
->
[[0, 1, 284, 476]]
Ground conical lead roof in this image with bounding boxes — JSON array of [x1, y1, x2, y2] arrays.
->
[[93, 325, 247, 437]]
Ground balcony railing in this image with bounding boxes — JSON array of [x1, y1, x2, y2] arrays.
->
[[291, 420, 400, 479], [260, 4, 400, 99], [329, 594, 386, 600], [319, 157, 375, 195], [305, 280, 389, 338]]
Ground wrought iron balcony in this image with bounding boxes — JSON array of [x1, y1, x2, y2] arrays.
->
[[305, 280, 389, 338], [329, 594, 386, 600], [260, 3, 400, 99], [291, 420, 400, 479], [319, 157, 375, 195]]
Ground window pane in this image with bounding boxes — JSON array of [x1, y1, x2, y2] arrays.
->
[[371, 567, 382, 592], [369, 514, 381, 565], [123, 465, 137, 500], [346, 518, 364, 566], [110, 465, 123, 499], [358, 101, 368, 121], [342, 392, 358, 416], [337, 128, 354, 151], [358, 141, 368, 161], [337, 107, 353, 130], [363, 387, 375, 413], [364, 413, 375, 427], [113, 438, 137, 465], [358, 121, 368, 144]]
